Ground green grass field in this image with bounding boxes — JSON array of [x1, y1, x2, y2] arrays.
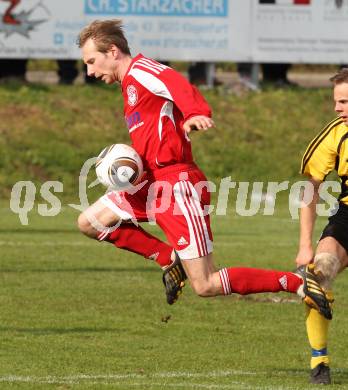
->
[[1, 80, 348, 389], [2, 199, 348, 389]]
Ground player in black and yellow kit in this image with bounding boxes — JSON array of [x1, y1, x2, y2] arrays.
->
[[296, 67, 348, 385]]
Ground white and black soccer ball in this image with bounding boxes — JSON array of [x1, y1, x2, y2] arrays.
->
[[95, 144, 143, 191]]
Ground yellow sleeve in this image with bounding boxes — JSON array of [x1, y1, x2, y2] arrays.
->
[[301, 127, 338, 181]]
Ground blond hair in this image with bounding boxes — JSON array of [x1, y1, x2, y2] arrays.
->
[[77, 19, 131, 55], [330, 68, 348, 85]]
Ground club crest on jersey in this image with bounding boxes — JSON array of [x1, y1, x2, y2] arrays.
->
[[127, 84, 138, 106]]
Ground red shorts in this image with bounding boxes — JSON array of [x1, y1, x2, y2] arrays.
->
[[100, 164, 213, 260]]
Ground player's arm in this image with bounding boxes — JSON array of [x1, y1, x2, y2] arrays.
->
[[161, 70, 214, 133], [154, 66, 214, 132], [295, 177, 322, 266], [130, 60, 214, 131], [296, 121, 338, 265], [182, 115, 214, 133]]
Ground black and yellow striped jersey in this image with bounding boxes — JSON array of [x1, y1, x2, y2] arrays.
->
[[301, 117, 348, 204]]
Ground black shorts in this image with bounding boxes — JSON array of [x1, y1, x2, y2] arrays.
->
[[320, 202, 348, 254]]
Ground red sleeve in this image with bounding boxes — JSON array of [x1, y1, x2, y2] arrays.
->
[[129, 58, 212, 121], [158, 67, 212, 121]]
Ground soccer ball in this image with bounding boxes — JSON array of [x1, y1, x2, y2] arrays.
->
[[95, 144, 143, 190]]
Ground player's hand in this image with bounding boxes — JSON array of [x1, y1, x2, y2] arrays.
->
[[183, 115, 214, 133], [295, 246, 314, 267]]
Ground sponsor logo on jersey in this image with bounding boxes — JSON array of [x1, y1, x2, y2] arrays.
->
[[177, 236, 188, 246], [125, 111, 144, 133], [127, 84, 138, 106], [148, 252, 159, 261], [279, 275, 288, 290]]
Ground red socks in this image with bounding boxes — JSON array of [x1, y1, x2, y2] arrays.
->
[[97, 224, 173, 269], [96, 225, 302, 295], [219, 267, 302, 295]]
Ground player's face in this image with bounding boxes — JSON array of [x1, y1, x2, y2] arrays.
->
[[334, 82, 348, 125], [82, 38, 118, 84]]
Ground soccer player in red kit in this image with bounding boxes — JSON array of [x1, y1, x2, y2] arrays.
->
[[77, 19, 331, 319]]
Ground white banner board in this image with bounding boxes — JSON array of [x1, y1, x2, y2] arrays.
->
[[250, 0, 348, 64], [0, 0, 237, 61], [0, 0, 347, 63]]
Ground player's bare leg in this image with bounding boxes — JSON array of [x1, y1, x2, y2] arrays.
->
[[77, 199, 185, 303], [77, 199, 119, 239], [181, 254, 221, 296]]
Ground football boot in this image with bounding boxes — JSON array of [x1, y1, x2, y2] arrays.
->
[[295, 264, 333, 320], [310, 363, 331, 385], [162, 252, 187, 305]]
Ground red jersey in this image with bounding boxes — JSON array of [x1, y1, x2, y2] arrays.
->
[[121, 54, 211, 173]]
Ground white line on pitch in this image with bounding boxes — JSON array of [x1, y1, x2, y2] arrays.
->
[[0, 370, 308, 390], [0, 371, 257, 382]]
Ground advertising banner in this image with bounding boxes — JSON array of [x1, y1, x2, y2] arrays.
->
[[0, 0, 347, 63], [0, 0, 239, 61], [251, 0, 348, 63]]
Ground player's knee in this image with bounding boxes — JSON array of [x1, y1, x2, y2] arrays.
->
[[314, 252, 340, 289], [77, 212, 94, 237], [190, 280, 216, 297]]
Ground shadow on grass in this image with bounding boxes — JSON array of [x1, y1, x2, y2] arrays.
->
[[0, 326, 120, 335]]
